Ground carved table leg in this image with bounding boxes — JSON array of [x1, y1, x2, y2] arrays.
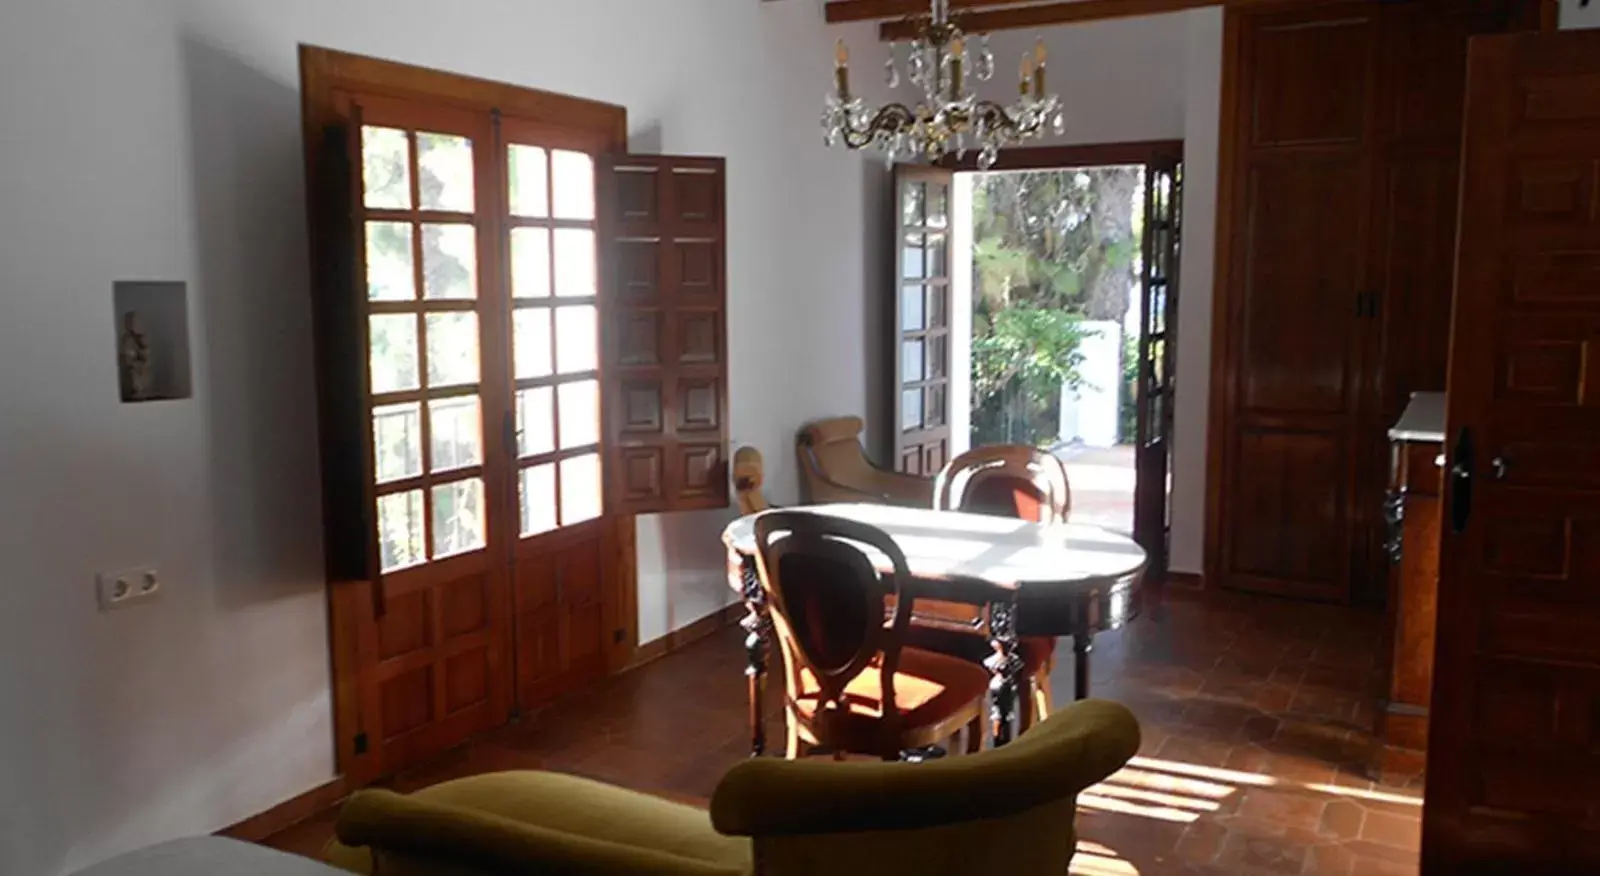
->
[[1073, 633, 1092, 701], [738, 557, 770, 757], [984, 598, 1023, 746]]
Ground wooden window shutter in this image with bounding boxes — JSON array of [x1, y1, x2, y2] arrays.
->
[[310, 116, 381, 586], [599, 156, 730, 514]]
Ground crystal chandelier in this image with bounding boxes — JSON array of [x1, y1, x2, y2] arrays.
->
[[822, 0, 1065, 170]]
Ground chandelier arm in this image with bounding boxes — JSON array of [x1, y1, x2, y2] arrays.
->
[[839, 103, 919, 150]]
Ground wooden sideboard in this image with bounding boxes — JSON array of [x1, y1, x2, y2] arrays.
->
[[1376, 393, 1445, 776]]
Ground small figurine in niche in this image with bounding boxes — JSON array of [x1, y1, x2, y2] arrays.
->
[[119, 311, 152, 401]]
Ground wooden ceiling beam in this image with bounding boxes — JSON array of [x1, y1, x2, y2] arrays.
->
[[878, 0, 1232, 39], [825, 0, 1045, 25]]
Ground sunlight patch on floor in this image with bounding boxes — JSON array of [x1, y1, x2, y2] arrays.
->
[[1071, 849, 1141, 876], [1109, 766, 1236, 799], [1079, 792, 1202, 823], [1127, 755, 1279, 787], [1084, 781, 1224, 812], [1304, 782, 1423, 807]]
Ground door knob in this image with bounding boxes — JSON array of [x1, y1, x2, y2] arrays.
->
[[1491, 457, 1509, 480]]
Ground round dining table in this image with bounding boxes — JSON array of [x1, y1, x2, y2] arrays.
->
[[722, 503, 1148, 755]]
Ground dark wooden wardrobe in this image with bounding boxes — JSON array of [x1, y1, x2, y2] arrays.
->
[[1206, 0, 1547, 602]]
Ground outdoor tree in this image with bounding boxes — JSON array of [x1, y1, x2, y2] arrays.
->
[[970, 166, 1143, 447]]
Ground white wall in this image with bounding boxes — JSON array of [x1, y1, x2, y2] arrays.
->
[[1171, 8, 1225, 575], [0, 0, 885, 872], [961, 14, 1189, 147], [1563, 0, 1600, 27]]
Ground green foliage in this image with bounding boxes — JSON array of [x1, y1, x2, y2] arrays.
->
[[968, 167, 1144, 448], [1120, 329, 1140, 445], [972, 307, 1091, 405]]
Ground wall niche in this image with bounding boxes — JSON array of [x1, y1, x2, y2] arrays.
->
[[112, 281, 193, 403]]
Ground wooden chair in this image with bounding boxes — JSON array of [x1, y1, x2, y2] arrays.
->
[[928, 445, 1072, 730], [733, 446, 771, 515], [795, 416, 933, 507], [752, 511, 989, 761]]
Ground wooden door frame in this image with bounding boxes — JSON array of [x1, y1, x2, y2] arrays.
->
[[937, 139, 1183, 173], [299, 46, 637, 785], [941, 139, 1183, 560]]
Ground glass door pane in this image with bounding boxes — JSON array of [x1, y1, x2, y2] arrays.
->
[[359, 119, 491, 573], [507, 137, 602, 540]]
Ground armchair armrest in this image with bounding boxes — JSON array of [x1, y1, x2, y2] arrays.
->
[[335, 789, 740, 876], [710, 699, 1139, 838]]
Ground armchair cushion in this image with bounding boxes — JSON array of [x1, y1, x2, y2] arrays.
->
[[328, 771, 750, 876]]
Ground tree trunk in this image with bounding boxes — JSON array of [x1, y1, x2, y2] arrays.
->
[[1083, 167, 1141, 322]]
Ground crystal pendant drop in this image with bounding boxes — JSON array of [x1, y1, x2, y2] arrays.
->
[[885, 42, 902, 89], [975, 35, 996, 81], [1052, 110, 1066, 135]]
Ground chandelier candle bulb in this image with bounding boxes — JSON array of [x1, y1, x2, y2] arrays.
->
[[835, 39, 850, 98], [950, 37, 964, 101], [1033, 40, 1048, 100]]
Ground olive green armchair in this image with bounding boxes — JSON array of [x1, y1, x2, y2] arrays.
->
[[325, 699, 1139, 876]]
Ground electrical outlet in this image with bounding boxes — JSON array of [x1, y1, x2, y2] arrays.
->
[[98, 568, 161, 611]]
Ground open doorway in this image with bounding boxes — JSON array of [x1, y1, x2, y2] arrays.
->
[[891, 143, 1181, 575]]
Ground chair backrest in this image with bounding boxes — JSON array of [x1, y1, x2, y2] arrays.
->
[[796, 416, 935, 506], [934, 445, 1071, 525], [752, 511, 914, 738], [733, 446, 771, 515], [711, 699, 1142, 876], [796, 416, 873, 492]]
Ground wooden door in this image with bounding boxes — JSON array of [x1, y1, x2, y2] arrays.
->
[[498, 118, 623, 710], [1423, 27, 1600, 871], [1134, 159, 1181, 577], [894, 166, 954, 476], [339, 93, 515, 777], [1212, 3, 1377, 601], [1355, 0, 1546, 604]]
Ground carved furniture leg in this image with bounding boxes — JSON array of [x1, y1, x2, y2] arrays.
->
[[985, 598, 1023, 746], [1072, 628, 1093, 702], [738, 557, 770, 757]]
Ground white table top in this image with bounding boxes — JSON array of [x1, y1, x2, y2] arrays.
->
[[1389, 391, 1446, 443], [722, 503, 1147, 593]]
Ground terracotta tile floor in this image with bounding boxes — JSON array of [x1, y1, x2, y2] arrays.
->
[[263, 587, 1421, 875]]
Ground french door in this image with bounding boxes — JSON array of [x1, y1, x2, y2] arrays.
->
[[303, 48, 729, 783], [893, 166, 955, 476], [348, 94, 515, 775], [498, 118, 613, 708], [1134, 159, 1182, 579]]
